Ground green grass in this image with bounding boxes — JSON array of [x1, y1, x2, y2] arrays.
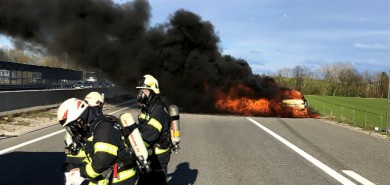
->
[[306, 95, 389, 131]]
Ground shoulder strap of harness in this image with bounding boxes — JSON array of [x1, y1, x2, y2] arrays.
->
[[91, 115, 121, 135], [91, 115, 136, 181]]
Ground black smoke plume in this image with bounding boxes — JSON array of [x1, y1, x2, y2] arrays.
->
[[0, 0, 279, 113]]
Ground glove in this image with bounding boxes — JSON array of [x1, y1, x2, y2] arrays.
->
[[65, 170, 85, 185]]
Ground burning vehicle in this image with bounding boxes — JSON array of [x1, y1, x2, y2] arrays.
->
[[282, 99, 307, 110], [281, 98, 309, 118], [215, 84, 313, 118]]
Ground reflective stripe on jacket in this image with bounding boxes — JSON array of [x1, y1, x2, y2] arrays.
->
[[80, 121, 133, 180], [138, 98, 170, 155]]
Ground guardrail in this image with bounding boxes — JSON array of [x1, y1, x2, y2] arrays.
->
[[0, 84, 75, 91], [0, 87, 130, 116]]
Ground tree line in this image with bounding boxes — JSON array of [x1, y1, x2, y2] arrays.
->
[[0, 47, 79, 69], [1, 48, 388, 98], [271, 62, 389, 98]]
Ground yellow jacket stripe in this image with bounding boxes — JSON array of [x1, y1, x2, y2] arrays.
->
[[138, 113, 149, 120], [155, 147, 170, 155], [147, 147, 170, 155], [88, 180, 107, 185], [94, 142, 118, 156], [67, 150, 87, 158], [88, 168, 136, 185], [148, 118, 162, 132], [112, 168, 137, 183], [82, 158, 91, 164], [86, 163, 100, 178], [143, 141, 150, 148]]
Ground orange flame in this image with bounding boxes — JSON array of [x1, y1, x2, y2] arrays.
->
[[215, 84, 316, 118], [215, 84, 272, 116], [280, 89, 309, 118]]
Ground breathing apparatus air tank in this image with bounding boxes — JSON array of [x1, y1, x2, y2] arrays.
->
[[119, 112, 150, 172], [169, 105, 180, 153]]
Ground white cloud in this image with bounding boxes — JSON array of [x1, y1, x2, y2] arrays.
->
[[354, 43, 387, 50]]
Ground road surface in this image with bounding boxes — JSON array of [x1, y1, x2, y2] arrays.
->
[[0, 100, 389, 185]]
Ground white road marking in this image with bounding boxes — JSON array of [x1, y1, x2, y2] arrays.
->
[[0, 99, 137, 155], [342, 170, 375, 185], [246, 117, 356, 185], [0, 129, 66, 155], [107, 103, 138, 115]]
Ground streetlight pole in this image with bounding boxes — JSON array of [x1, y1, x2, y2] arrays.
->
[[386, 70, 390, 133]]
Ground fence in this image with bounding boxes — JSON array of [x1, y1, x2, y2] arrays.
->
[[0, 60, 83, 89], [0, 87, 130, 116], [308, 101, 386, 132]]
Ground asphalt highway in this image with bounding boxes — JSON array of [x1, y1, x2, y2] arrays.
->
[[0, 100, 389, 185]]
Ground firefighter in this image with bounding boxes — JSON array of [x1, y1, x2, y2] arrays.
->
[[58, 98, 138, 185], [63, 92, 105, 173], [136, 74, 171, 185]]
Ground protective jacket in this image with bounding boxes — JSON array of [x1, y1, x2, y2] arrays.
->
[[138, 95, 170, 154], [137, 95, 171, 185], [79, 116, 137, 185]]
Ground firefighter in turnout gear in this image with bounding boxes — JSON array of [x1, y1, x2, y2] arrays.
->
[[136, 74, 171, 185], [58, 98, 138, 185], [63, 92, 105, 173]]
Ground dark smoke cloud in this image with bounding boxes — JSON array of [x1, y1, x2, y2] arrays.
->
[[0, 0, 280, 113]]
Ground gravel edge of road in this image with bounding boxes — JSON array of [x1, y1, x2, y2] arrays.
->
[[0, 95, 134, 138], [320, 118, 389, 140]]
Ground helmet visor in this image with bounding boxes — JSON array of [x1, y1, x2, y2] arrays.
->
[[65, 118, 86, 137]]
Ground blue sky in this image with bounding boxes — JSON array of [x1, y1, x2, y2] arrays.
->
[[144, 0, 390, 74], [1, 0, 389, 74]]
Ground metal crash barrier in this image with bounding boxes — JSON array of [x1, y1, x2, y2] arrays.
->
[[0, 87, 129, 116]]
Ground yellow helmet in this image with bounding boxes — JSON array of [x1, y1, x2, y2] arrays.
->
[[57, 98, 88, 127], [136, 74, 160, 94], [84, 92, 104, 107]]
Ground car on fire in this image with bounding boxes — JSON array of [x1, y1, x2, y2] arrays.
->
[[282, 99, 307, 109]]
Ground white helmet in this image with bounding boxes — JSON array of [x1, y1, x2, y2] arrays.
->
[[84, 92, 104, 107], [136, 74, 160, 94], [57, 98, 88, 127]]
